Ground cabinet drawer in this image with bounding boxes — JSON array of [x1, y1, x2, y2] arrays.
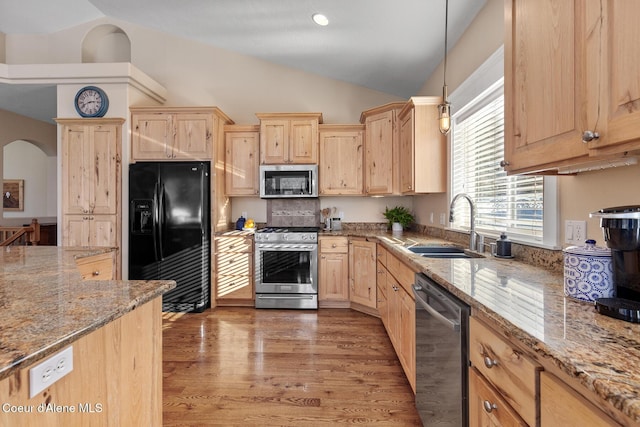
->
[[470, 317, 541, 427], [540, 372, 614, 427], [75, 252, 115, 281], [386, 252, 416, 294], [377, 244, 388, 266], [216, 252, 251, 276], [319, 236, 348, 253], [216, 274, 253, 299], [469, 367, 527, 427], [215, 236, 252, 253]]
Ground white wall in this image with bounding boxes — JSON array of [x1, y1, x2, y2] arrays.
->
[[3, 140, 56, 220]]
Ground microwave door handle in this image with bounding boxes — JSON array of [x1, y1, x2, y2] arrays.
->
[[412, 285, 460, 331]]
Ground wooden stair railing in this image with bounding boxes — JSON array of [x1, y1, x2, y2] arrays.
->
[[0, 219, 41, 246]]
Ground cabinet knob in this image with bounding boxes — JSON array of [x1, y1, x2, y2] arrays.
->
[[484, 356, 498, 369], [331, 243, 337, 248], [499, 160, 510, 168], [92, 271, 100, 276], [483, 400, 498, 413], [582, 130, 600, 143]]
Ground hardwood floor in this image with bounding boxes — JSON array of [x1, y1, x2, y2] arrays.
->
[[162, 307, 422, 426]]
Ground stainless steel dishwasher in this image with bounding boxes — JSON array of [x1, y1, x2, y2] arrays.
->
[[413, 273, 470, 427]]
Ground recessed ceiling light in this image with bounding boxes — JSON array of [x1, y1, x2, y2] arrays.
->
[[312, 13, 329, 26]]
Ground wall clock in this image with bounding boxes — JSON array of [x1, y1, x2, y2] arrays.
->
[[74, 86, 109, 118]]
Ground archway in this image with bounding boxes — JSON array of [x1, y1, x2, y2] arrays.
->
[[82, 24, 131, 63]]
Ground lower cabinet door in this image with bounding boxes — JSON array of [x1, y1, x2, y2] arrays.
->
[[469, 367, 527, 427]]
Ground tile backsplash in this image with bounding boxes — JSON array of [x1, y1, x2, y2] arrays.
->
[[267, 199, 320, 227]]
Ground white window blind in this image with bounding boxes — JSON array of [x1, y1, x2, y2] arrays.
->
[[451, 79, 544, 240]]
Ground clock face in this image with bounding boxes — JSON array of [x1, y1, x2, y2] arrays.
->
[[74, 86, 109, 117]]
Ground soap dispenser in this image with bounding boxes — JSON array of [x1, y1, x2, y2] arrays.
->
[[496, 232, 512, 258]]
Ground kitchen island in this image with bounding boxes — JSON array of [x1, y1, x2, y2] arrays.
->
[[0, 246, 175, 426]]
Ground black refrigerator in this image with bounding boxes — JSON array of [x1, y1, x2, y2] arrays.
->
[[129, 161, 210, 313]]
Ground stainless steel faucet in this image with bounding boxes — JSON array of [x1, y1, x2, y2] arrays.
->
[[449, 193, 480, 251]]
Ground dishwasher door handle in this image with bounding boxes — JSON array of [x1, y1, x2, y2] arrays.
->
[[413, 284, 460, 332]]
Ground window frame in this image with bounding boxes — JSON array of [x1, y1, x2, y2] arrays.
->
[[447, 46, 559, 249]]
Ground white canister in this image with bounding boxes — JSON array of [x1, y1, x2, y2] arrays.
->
[[563, 239, 614, 302]]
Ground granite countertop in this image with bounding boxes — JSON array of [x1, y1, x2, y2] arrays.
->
[[347, 231, 640, 424], [0, 246, 176, 381]]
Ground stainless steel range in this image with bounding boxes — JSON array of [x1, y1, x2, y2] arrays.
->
[[254, 227, 318, 309]]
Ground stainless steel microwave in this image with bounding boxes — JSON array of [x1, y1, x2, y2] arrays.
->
[[260, 164, 318, 198]]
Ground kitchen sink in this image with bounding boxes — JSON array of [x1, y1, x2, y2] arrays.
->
[[405, 245, 483, 259]]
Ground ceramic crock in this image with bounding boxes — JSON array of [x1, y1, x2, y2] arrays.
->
[[563, 239, 613, 302]]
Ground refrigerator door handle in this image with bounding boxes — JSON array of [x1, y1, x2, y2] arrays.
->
[[152, 182, 162, 262], [158, 182, 166, 260]]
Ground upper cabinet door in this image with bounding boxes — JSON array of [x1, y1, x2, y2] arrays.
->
[[319, 125, 364, 195], [259, 119, 289, 164], [225, 127, 260, 196], [586, 0, 640, 155], [91, 124, 120, 215], [172, 113, 213, 159], [131, 112, 173, 160], [364, 110, 395, 195], [257, 113, 322, 164], [504, 0, 590, 173], [289, 118, 319, 164]]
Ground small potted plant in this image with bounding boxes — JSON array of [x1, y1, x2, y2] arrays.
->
[[383, 206, 415, 234]]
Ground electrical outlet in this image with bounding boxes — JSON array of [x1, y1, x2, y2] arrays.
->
[[429, 212, 434, 223], [29, 346, 73, 398], [565, 220, 587, 245], [440, 213, 446, 225]]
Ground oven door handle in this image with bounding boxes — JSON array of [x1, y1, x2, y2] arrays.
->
[[256, 295, 316, 300], [413, 284, 460, 332]]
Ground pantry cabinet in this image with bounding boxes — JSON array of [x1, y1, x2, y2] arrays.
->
[[224, 125, 259, 196], [58, 118, 123, 278], [398, 97, 446, 193], [360, 102, 405, 195], [348, 238, 377, 310], [319, 124, 365, 195], [318, 236, 350, 307], [504, 0, 640, 174], [256, 113, 322, 164]]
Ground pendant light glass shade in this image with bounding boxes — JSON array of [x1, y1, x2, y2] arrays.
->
[[438, 85, 451, 135], [438, 0, 451, 135]]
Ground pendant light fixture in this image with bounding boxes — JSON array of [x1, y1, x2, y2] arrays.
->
[[438, 0, 451, 135]]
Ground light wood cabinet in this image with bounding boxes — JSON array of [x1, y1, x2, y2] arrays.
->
[[224, 125, 259, 196], [540, 372, 617, 427], [256, 113, 322, 164], [348, 238, 377, 309], [469, 316, 542, 427], [214, 232, 254, 306], [131, 107, 232, 161], [398, 97, 446, 193], [378, 245, 416, 393], [0, 298, 162, 427], [318, 124, 365, 195], [58, 118, 122, 278], [318, 236, 350, 307], [360, 102, 405, 195], [469, 366, 528, 427], [504, 0, 640, 174], [75, 251, 116, 281], [584, 1, 640, 157]]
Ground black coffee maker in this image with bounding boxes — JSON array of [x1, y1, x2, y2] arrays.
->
[[591, 205, 640, 322]]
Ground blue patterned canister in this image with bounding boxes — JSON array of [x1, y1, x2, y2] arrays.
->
[[563, 239, 613, 302]]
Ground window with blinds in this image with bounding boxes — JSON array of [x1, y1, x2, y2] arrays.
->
[[451, 78, 544, 240]]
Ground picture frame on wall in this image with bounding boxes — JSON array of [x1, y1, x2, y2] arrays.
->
[[3, 179, 24, 211]]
